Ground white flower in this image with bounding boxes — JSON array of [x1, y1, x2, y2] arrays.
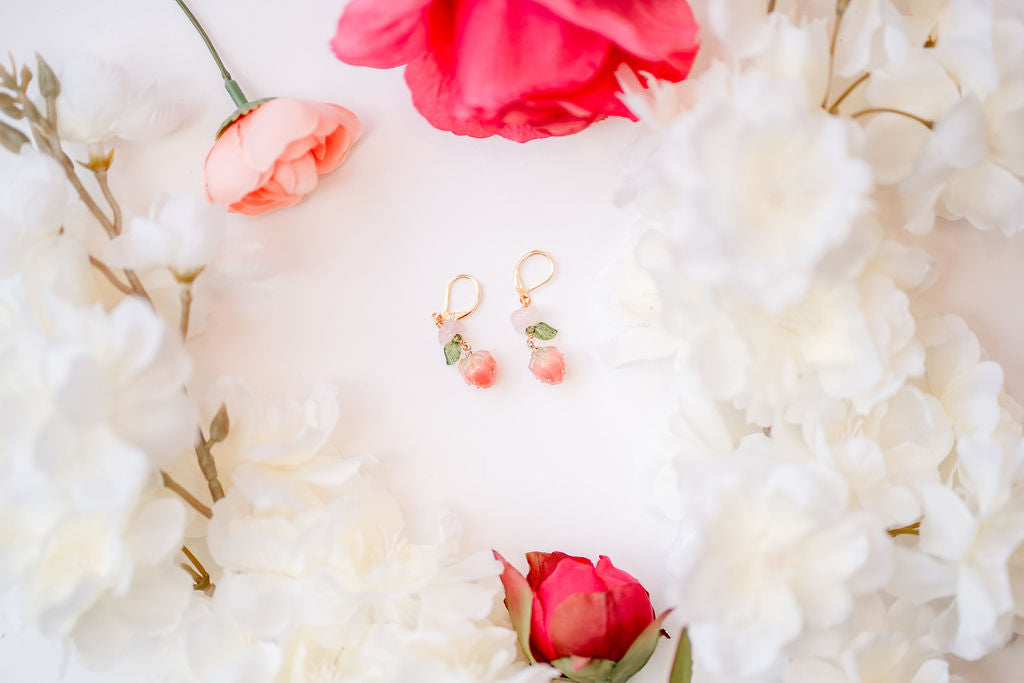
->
[[57, 56, 184, 148], [194, 377, 353, 508], [41, 295, 196, 474], [624, 62, 873, 311], [0, 146, 69, 236], [785, 599, 951, 683], [667, 435, 893, 677], [347, 622, 553, 683], [797, 385, 954, 528], [864, 18, 1024, 234], [107, 193, 225, 277], [888, 433, 1024, 659], [916, 314, 1004, 436]]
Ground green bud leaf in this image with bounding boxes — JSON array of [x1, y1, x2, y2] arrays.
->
[[216, 97, 275, 138], [551, 657, 617, 683], [667, 628, 692, 683], [208, 403, 230, 445], [444, 339, 462, 366], [0, 120, 29, 153], [35, 54, 59, 100], [531, 322, 557, 340]]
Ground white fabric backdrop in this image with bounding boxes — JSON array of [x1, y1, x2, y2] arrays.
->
[[2, 0, 1023, 680]]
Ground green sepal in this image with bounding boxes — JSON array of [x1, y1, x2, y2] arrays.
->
[[216, 97, 275, 138], [527, 322, 557, 340], [668, 628, 692, 683], [608, 610, 672, 683], [551, 656, 617, 683], [444, 337, 463, 366], [493, 551, 536, 664]]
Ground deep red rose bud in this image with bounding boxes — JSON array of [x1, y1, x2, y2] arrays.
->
[[495, 550, 669, 683]]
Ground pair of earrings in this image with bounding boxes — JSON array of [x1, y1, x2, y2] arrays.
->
[[433, 250, 566, 389]]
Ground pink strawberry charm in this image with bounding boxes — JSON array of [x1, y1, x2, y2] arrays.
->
[[529, 346, 565, 385], [459, 351, 498, 388]]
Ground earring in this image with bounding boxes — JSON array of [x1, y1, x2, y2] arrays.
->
[[433, 274, 498, 389], [512, 250, 566, 385]]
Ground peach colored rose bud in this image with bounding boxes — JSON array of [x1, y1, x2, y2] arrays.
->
[[529, 346, 565, 385], [459, 350, 497, 388], [203, 98, 361, 216]]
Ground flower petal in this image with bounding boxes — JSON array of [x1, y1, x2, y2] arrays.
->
[[536, 0, 700, 68], [331, 0, 435, 68]]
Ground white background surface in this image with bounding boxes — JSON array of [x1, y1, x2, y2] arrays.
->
[[2, 0, 1024, 681]]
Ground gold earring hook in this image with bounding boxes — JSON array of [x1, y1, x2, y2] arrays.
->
[[433, 274, 482, 326], [513, 250, 555, 307]]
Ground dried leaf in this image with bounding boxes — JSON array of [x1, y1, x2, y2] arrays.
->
[[19, 65, 31, 90], [0, 93, 22, 119], [0, 120, 29, 153], [208, 403, 230, 444], [35, 53, 59, 100]]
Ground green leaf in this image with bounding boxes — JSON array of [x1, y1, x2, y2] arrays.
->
[[609, 611, 672, 683], [532, 322, 557, 340], [444, 339, 462, 366], [551, 656, 617, 683], [667, 628, 692, 683], [216, 97, 275, 138]]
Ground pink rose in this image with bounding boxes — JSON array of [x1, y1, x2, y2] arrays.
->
[[331, 0, 700, 142], [203, 98, 361, 216], [495, 551, 668, 681]]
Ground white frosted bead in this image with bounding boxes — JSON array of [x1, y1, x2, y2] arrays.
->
[[438, 318, 465, 345], [510, 307, 544, 334]]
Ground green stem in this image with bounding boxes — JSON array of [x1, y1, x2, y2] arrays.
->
[[172, 0, 248, 107]]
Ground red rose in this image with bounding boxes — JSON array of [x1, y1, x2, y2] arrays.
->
[[495, 551, 669, 682], [331, 0, 700, 142]]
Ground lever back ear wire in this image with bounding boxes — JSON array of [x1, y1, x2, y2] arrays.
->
[[432, 274, 497, 389], [510, 250, 565, 385], [433, 274, 482, 325], [513, 250, 555, 308]]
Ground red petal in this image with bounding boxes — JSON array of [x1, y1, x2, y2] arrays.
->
[[331, 0, 434, 68], [526, 552, 593, 589], [530, 592, 557, 661], [604, 583, 656, 661], [451, 0, 610, 115], [536, 558, 605, 622], [536, 0, 700, 67], [594, 555, 643, 590], [548, 591, 611, 659]]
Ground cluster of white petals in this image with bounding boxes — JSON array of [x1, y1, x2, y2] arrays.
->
[[0, 56, 536, 683], [612, 0, 1024, 678]]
